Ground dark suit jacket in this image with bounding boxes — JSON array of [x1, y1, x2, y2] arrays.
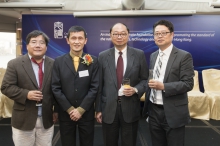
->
[[51, 53, 99, 121], [1, 54, 55, 130], [96, 46, 148, 124], [143, 46, 194, 128]]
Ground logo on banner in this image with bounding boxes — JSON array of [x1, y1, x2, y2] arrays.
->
[[54, 22, 63, 39]]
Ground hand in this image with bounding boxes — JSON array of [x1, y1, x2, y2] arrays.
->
[[53, 112, 58, 123], [27, 90, 43, 101], [148, 80, 164, 90], [96, 112, 102, 123], [123, 87, 136, 96], [69, 109, 82, 121]]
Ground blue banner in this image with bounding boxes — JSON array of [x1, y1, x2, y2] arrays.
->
[[22, 14, 220, 91]]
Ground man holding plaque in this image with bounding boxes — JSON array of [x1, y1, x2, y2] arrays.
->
[[143, 20, 194, 146], [1, 30, 58, 146], [96, 23, 148, 146]]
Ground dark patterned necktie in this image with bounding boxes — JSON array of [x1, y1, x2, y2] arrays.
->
[[31, 58, 44, 90], [152, 52, 164, 103], [116, 52, 123, 90]]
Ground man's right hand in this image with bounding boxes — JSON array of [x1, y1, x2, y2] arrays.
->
[[69, 109, 82, 121], [96, 112, 102, 123], [27, 90, 43, 101]]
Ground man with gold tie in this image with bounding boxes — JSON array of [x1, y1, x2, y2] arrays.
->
[[51, 26, 99, 146]]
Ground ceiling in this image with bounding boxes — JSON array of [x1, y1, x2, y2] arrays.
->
[[0, 0, 220, 32]]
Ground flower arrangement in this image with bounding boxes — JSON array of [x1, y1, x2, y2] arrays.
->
[[81, 54, 93, 66]]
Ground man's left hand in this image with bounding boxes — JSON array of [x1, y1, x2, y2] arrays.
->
[[53, 112, 58, 123], [123, 87, 136, 96], [70, 109, 82, 121], [148, 80, 164, 90]]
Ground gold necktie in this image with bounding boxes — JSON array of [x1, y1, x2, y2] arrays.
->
[[74, 56, 79, 71]]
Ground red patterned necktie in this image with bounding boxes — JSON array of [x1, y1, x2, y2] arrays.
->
[[31, 58, 44, 90], [116, 52, 123, 90]]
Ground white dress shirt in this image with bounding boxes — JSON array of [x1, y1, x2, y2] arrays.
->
[[115, 46, 127, 96], [28, 54, 45, 116], [115, 46, 127, 75], [150, 44, 173, 105]]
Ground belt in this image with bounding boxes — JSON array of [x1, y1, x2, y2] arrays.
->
[[152, 103, 164, 109]]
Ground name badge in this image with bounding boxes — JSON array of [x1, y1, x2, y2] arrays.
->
[[79, 70, 89, 77]]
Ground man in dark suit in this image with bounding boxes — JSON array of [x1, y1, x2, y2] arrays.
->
[[96, 23, 148, 146], [143, 20, 194, 146], [1, 30, 58, 146], [51, 26, 99, 146]]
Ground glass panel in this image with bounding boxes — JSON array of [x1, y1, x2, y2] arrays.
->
[[0, 32, 16, 68]]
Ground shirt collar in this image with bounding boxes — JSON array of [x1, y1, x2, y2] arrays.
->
[[69, 51, 83, 59], [28, 54, 45, 60], [159, 44, 173, 56], [115, 46, 127, 54]]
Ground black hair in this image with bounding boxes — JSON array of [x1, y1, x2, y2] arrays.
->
[[153, 20, 174, 33], [26, 30, 50, 46], [67, 26, 87, 39]]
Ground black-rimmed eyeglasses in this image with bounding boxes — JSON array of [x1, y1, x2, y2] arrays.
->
[[154, 32, 171, 37], [112, 33, 127, 38]]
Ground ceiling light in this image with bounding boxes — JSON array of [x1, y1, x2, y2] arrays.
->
[[0, 2, 65, 8], [73, 10, 196, 17], [209, 1, 220, 8]]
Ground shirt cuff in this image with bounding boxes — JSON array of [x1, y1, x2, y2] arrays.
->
[[77, 107, 86, 115], [67, 106, 75, 114], [133, 87, 138, 94]]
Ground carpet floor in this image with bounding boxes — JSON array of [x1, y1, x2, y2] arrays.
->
[[1, 117, 220, 146]]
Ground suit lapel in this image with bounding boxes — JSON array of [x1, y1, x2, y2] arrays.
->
[[22, 54, 38, 89], [77, 52, 86, 72], [124, 47, 134, 78], [151, 50, 159, 69], [64, 54, 77, 76], [107, 48, 117, 88], [41, 56, 51, 90], [163, 47, 177, 82]]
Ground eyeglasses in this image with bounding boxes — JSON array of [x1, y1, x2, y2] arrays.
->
[[29, 41, 46, 46], [154, 32, 171, 37], [112, 33, 127, 38]]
